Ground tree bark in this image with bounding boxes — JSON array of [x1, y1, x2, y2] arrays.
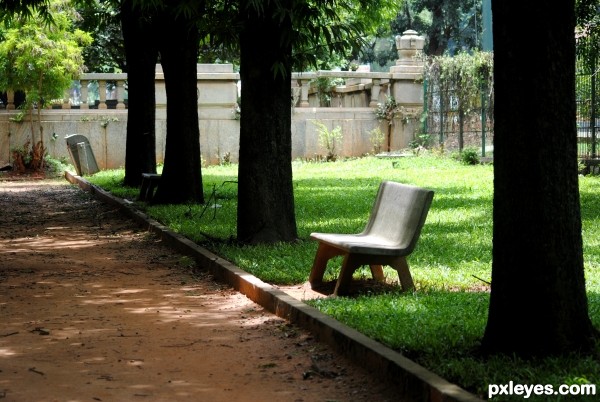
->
[[482, 0, 598, 356], [237, 1, 298, 244], [152, 11, 204, 204], [121, 0, 158, 187]]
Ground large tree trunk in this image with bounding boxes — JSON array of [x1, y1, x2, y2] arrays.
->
[[237, 1, 298, 244], [152, 11, 204, 204], [121, 0, 158, 187], [482, 0, 598, 356]]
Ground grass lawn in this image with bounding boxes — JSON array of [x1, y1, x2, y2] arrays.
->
[[88, 155, 600, 401]]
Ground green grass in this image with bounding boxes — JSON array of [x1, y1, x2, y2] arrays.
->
[[87, 156, 600, 401]]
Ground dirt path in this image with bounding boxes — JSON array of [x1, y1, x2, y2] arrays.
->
[[0, 179, 401, 402]]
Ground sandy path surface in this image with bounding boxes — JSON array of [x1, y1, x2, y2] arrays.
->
[[0, 179, 401, 402]]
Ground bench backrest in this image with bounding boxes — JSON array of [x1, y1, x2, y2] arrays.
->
[[361, 181, 434, 254]]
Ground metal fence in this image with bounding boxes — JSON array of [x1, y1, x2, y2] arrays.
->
[[576, 46, 599, 161], [423, 47, 599, 162], [422, 70, 494, 157]]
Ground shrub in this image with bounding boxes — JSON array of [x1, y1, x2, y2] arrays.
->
[[460, 148, 480, 165]]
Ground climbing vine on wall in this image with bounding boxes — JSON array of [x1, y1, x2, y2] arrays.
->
[[423, 51, 494, 152]]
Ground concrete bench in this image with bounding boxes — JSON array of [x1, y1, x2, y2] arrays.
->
[[138, 173, 161, 202], [309, 181, 434, 296]]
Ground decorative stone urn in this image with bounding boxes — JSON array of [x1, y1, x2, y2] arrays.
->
[[390, 29, 425, 74]]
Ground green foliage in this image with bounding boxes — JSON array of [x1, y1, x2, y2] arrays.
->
[[311, 76, 344, 106], [375, 96, 399, 123], [458, 148, 480, 165], [312, 120, 343, 162], [367, 127, 386, 154], [426, 51, 494, 115], [75, 0, 124, 73], [408, 133, 431, 155], [423, 51, 494, 151], [44, 154, 72, 177], [0, 0, 52, 24], [0, 0, 92, 110], [576, 0, 600, 63]]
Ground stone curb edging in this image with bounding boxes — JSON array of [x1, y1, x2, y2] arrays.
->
[[64, 171, 483, 402]]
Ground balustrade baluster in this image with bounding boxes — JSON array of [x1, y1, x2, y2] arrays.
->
[[6, 90, 15, 110], [370, 79, 381, 107], [115, 79, 126, 109], [298, 78, 310, 107], [98, 80, 107, 109], [80, 80, 89, 109]]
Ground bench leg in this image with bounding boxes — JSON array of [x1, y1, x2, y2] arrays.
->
[[147, 180, 159, 200], [138, 180, 150, 201], [138, 174, 161, 202], [369, 264, 385, 282], [334, 254, 363, 296], [309, 242, 344, 288], [392, 257, 415, 291]]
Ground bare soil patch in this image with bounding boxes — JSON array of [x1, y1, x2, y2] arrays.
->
[[0, 178, 402, 401]]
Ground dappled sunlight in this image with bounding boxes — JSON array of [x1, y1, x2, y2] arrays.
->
[[0, 347, 18, 357], [0, 232, 124, 254], [0, 176, 409, 401], [0, 268, 301, 399]]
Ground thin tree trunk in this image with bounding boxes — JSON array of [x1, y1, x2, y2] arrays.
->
[[482, 0, 598, 356], [237, 0, 298, 244], [121, 0, 158, 187], [152, 10, 204, 204]]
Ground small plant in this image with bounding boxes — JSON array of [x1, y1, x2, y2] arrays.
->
[[375, 96, 399, 124], [100, 117, 119, 128], [9, 110, 26, 123], [409, 133, 430, 149], [220, 151, 232, 166], [368, 127, 386, 154], [11, 139, 46, 173], [459, 148, 480, 165], [232, 97, 241, 120], [311, 77, 344, 107], [312, 120, 343, 162], [232, 104, 241, 120]]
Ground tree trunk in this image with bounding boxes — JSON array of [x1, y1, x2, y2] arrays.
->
[[427, 4, 445, 56], [152, 11, 204, 204], [482, 0, 598, 356], [237, 1, 298, 244], [121, 0, 158, 187]]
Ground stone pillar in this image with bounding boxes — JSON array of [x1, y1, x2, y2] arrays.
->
[[6, 90, 15, 110], [389, 30, 425, 150]]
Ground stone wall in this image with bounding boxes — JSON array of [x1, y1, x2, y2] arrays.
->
[[1, 31, 426, 169]]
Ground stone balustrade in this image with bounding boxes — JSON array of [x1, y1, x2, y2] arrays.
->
[[2, 69, 395, 110], [0, 30, 427, 168]]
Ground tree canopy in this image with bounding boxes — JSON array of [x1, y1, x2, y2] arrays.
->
[[0, 0, 91, 108]]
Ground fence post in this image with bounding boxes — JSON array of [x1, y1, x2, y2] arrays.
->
[[592, 57, 597, 159], [439, 86, 444, 147], [481, 84, 487, 157], [422, 78, 428, 135]]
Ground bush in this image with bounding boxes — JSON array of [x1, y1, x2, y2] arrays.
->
[[459, 148, 480, 165]]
